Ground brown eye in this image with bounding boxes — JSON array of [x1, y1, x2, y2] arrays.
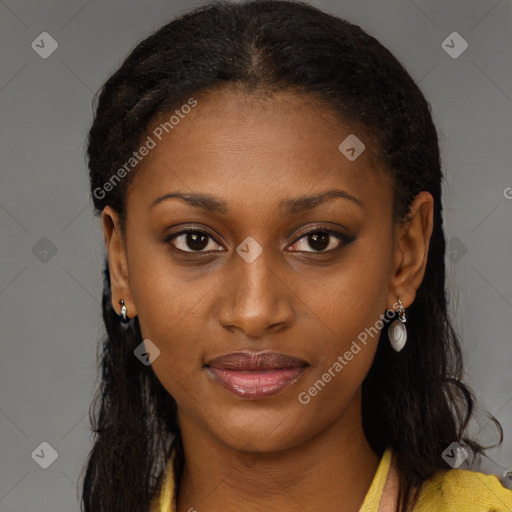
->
[[165, 230, 224, 253], [289, 229, 354, 253]]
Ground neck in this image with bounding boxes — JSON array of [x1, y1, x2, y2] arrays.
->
[[175, 392, 381, 512]]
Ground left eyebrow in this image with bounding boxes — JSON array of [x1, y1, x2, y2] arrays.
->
[[149, 188, 363, 214]]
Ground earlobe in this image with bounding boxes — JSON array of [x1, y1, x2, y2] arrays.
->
[[101, 206, 138, 319], [387, 191, 434, 310]]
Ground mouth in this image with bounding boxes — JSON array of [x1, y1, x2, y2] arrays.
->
[[204, 351, 309, 400]]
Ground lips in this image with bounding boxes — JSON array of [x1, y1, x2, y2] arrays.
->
[[206, 351, 308, 370], [204, 351, 308, 399]]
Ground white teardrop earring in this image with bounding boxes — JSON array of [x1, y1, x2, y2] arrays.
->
[[388, 297, 407, 352]]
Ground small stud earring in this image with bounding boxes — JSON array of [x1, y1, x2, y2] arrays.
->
[[388, 297, 407, 352], [119, 299, 127, 321]]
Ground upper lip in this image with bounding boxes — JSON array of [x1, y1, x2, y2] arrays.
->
[[205, 351, 308, 371]]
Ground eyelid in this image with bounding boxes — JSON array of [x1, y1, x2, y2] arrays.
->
[[162, 228, 224, 253], [291, 224, 350, 242], [287, 226, 354, 253]]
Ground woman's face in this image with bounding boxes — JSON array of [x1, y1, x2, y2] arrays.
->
[[103, 87, 429, 453]]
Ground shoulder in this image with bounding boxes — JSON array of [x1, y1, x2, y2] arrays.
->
[[414, 468, 512, 512]]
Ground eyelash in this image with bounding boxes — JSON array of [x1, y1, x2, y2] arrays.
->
[[162, 227, 354, 255]]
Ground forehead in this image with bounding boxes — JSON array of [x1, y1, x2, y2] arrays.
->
[[126, 87, 391, 215]]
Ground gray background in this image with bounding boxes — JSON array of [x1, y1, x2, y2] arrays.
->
[[0, 0, 511, 510]]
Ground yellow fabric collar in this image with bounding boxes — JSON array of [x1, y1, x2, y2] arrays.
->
[[358, 447, 393, 511]]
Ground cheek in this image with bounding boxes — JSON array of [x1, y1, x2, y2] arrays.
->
[[302, 248, 391, 350], [293, 275, 387, 423], [127, 249, 213, 386], [128, 228, 209, 333], [294, 237, 392, 389]]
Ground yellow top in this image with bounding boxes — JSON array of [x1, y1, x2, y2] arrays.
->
[[150, 446, 512, 511]]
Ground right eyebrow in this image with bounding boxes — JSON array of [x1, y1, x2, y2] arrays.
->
[[149, 192, 228, 214]]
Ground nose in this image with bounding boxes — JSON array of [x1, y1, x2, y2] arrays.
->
[[217, 250, 294, 338]]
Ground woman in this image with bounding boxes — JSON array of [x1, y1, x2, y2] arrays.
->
[[81, 1, 512, 511]]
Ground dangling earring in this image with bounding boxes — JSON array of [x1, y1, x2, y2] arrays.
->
[[388, 297, 407, 352], [119, 299, 128, 321]]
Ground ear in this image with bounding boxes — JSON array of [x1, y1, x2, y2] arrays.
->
[[101, 206, 138, 319], [386, 191, 434, 311]]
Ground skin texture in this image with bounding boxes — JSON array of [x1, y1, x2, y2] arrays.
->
[[101, 87, 434, 512]]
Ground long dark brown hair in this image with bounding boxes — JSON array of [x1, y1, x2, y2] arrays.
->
[[82, 1, 503, 511]]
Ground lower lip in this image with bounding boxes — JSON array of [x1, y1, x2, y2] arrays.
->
[[206, 367, 306, 399]]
